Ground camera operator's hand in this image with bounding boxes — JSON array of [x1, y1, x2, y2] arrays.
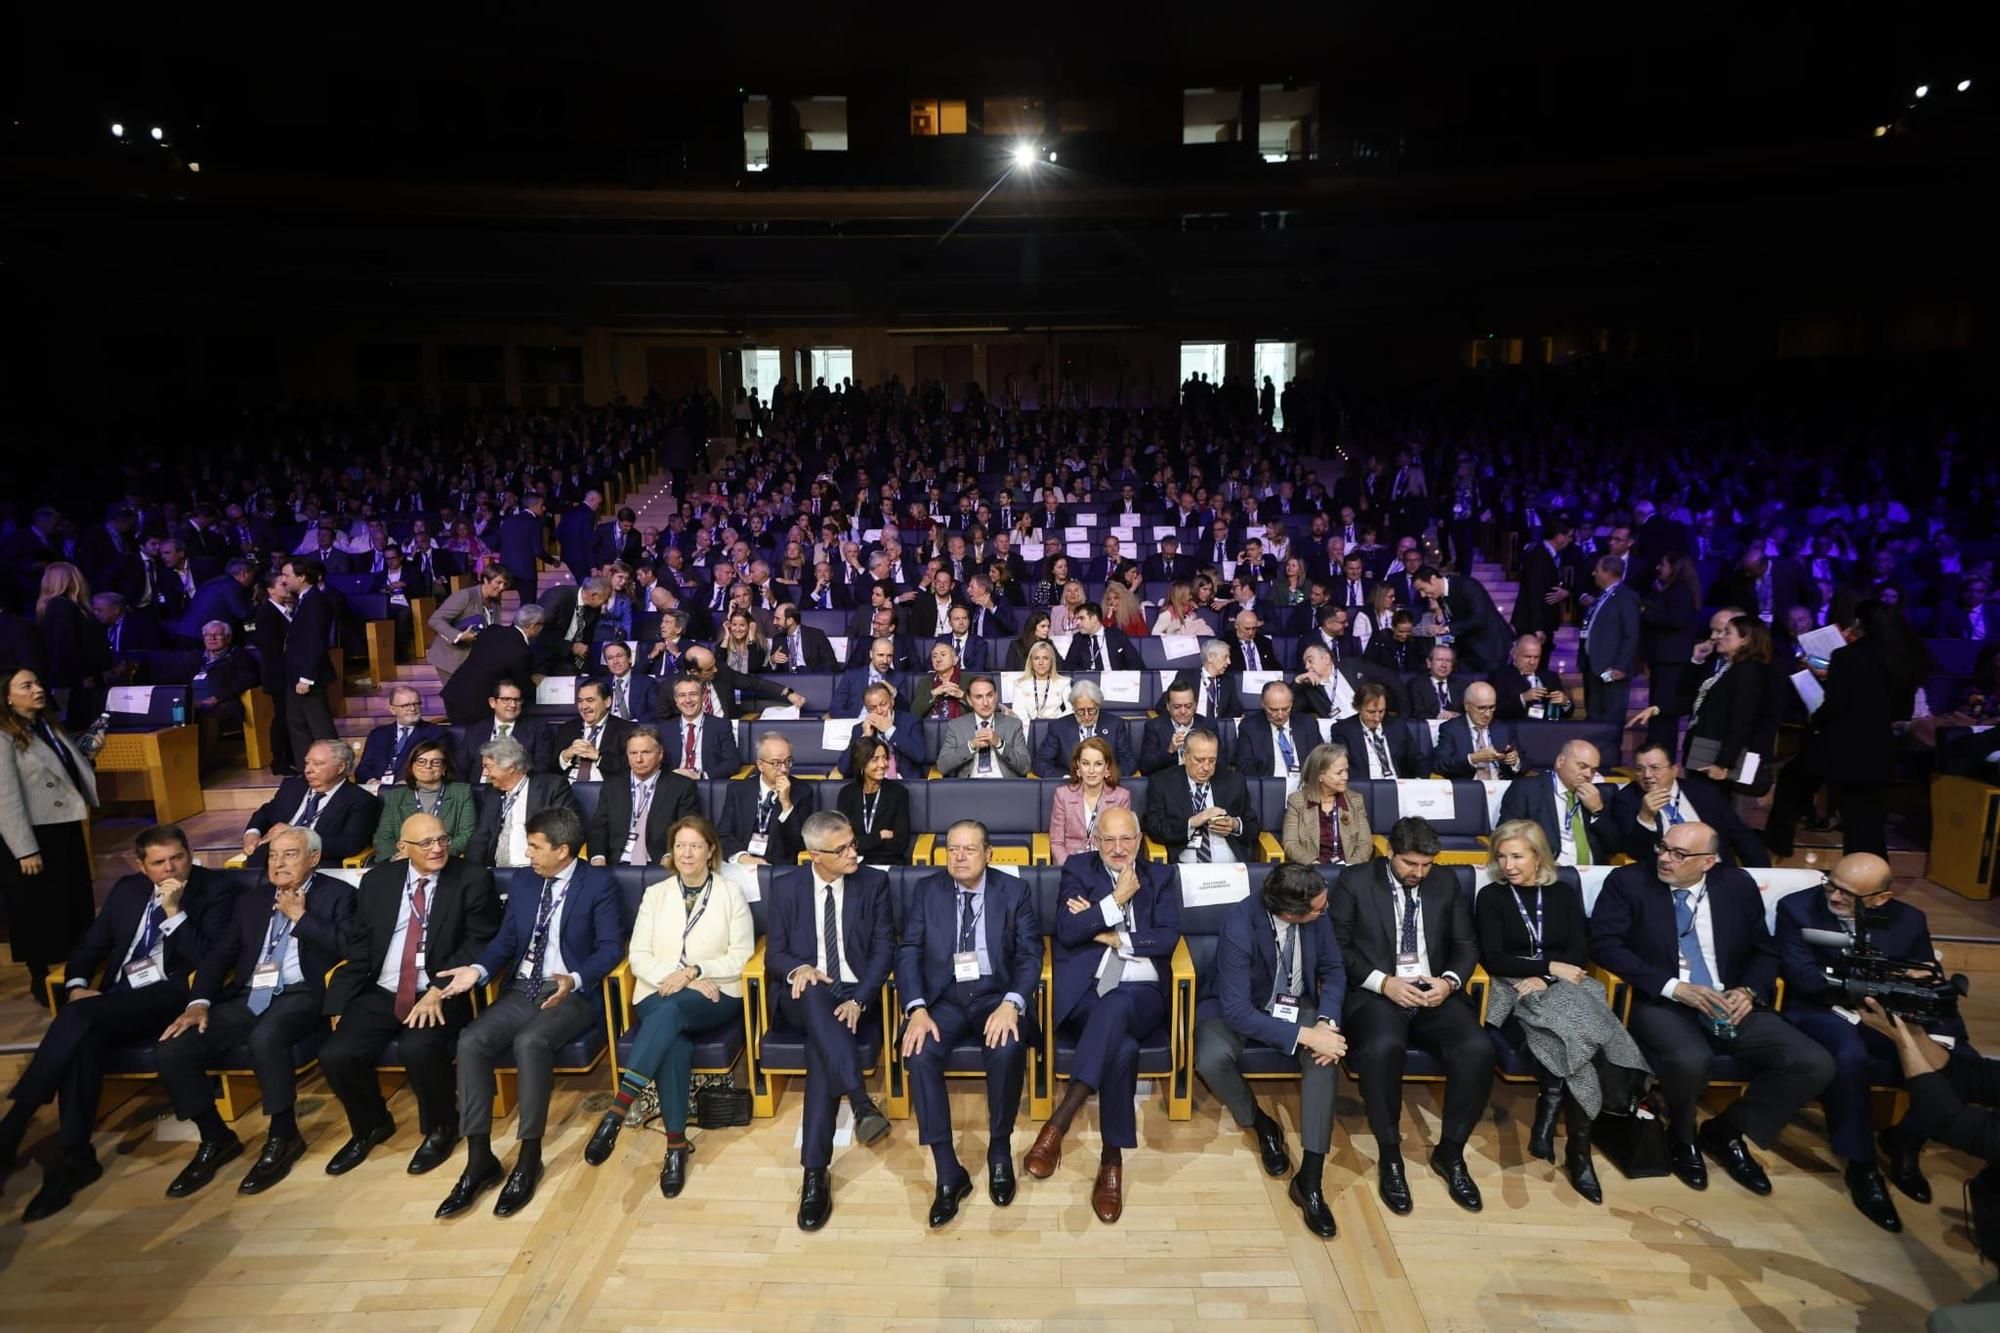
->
[[1863, 999, 1952, 1078]]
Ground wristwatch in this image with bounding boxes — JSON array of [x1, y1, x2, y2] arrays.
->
[[688, 964, 703, 981]]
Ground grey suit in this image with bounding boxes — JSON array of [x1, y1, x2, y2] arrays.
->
[[936, 712, 1031, 778], [0, 722, 98, 855]]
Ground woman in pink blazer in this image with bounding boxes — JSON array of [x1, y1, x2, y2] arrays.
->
[[1046, 737, 1133, 865]]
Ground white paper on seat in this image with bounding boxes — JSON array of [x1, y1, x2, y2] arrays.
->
[[1480, 778, 1511, 830], [1064, 527, 1087, 542], [1243, 670, 1282, 695], [1152, 526, 1179, 542], [1577, 865, 1616, 914], [1159, 634, 1200, 660], [535, 677, 576, 706], [828, 635, 847, 660], [1221, 560, 1237, 582], [1179, 863, 1251, 908], [1397, 778, 1455, 821], [324, 868, 366, 888], [1066, 542, 1092, 558], [862, 529, 882, 543], [1099, 671, 1142, 703], [990, 863, 1022, 878], [719, 861, 759, 902], [1245, 526, 1266, 541], [1427, 718, 1445, 745], [760, 705, 801, 720], [821, 718, 858, 752], [107, 686, 155, 713], [998, 673, 1016, 705], [1076, 513, 1099, 528]]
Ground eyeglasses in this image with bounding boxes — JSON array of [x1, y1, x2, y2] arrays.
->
[[399, 835, 451, 851], [757, 757, 794, 769], [411, 756, 446, 768], [1823, 876, 1894, 904], [818, 841, 857, 858], [1653, 841, 1715, 864]]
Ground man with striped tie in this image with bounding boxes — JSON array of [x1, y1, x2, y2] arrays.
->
[[1140, 729, 1260, 864]]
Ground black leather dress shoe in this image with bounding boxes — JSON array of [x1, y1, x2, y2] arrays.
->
[[22, 1153, 102, 1223], [583, 1111, 622, 1166], [798, 1167, 833, 1232], [660, 1143, 690, 1199], [1255, 1121, 1292, 1178], [1288, 1176, 1337, 1238], [853, 1100, 890, 1147], [1669, 1142, 1708, 1191], [1845, 1162, 1903, 1233], [435, 1158, 504, 1219], [1881, 1129, 1932, 1204], [493, 1158, 543, 1217], [988, 1157, 1017, 1207], [928, 1174, 974, 1228], [166, 1135, 244, 1198], [1697, 1120, 1771, 1195], [408, 1129, 459, 1176], [239, 1135, 305, 1195], [1376, 1156, 1412, 1215], [1429, 1151, 1483, 1212], [325, 1121, 395, 1176]]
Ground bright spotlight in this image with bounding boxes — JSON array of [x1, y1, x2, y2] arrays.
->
[[1959, 80, 1973, 92], [187, 161, 200, 173], [1874, 124, 1889, 137], [150, 126, 164, 140], [1012, 143, 1037, 169], [1047, 150, 1057, 163], [1914, 84, 1929, 99], [110, 122, 124, 137]]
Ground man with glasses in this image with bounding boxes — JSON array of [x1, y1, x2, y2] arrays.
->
[[1195, 862, 1349, 1237], [897, 820, 1040, 1227], [318, 813, 500, 1179], [457, 680, 555, 782], [1775, 852, 1964, 1231], [1589, 822, 1834, 1197], [356, 686, 445, 788], [1498, 739, 1616, 867], [720, 734, 816, 867], [768, 811, 894, 1231], [1612, 743, 1767, 866], [1432, 682, 1521, 782]]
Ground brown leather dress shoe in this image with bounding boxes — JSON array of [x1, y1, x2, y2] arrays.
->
[[1091, 1160, 1124, 1224], [1024, 1122, 1064, 1179]]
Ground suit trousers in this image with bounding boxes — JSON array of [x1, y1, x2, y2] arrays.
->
[[455, 986, 597, 1141], [1583, 665, 1631, 728], [1345, 988, 1494, 1150], [286, 683, 337, 759], [156, 990, 325, 1125], [1787, 1009, 1919, 1163], [776, 984, 880, 1169], [905, 987, 1029, 1155], [1060, 981, 1167, 1150], [320, 987, 465, 1137], [1194, 1015, 1337, 1154], [625, 989, 742, 1134], [9, 982, 189, 1148], [262, 688, 296, 772], [1644, 663, 1685, 754], [1627, 1000, 1835, 1147]]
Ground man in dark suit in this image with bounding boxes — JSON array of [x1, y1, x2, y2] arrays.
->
[[1137, 679, 1208, 774], [535, 578, 609, 676], [1223, 609, 1279, 675], [1708, 544, 1818, 622], [1193, 863, 1349, 1237], [463, 737, 583, 869], [767, 602, 840, 673], [433, 807, 624, 1218], [1142, 536, 1192, 584], [0, 826, 235, 1219], [593, 508, 646, 571], [550, 680, 633, 784], [1612, 744, 1768, 866], [659, 676, 745, 779], [1513, 522, 1575, 641], [1233, 681, 1319, 788], [240, 740, 383, 868], [1493, 632, 1568, 721], [1141, 729, 1261, 863], [1036, 682, 1135, 778], [897, 819, 1041, 1225], [832, 636, 911, 717], [586, 726, 701, 866], [252, 573, 297, 775], [1430, 684, 1522, 781], [719, 733, 817, 866], [1061, 603, 1141, 673], [1331, 684, 1426, 781], [318, 814, 501, 1177], [1579, 556, 1640, 725], [496, 493, 548, 601], [595, 641, 657, 722], [355, 685, 446, 787], [278, 557, 339, 759], [1406, 643, 1471, 721], [1589, 824, 1836, 1197], [457, 680, 557, 782], [441, 603, 545, 726], [1024, 807, 1181, 1225], [854, 682, 928, 778], [682, 645, 806, 720], [1166, 641, 1245, 722], [1497, 739, 1618, 867], [155, 827, 356, 1199], [1413, 566, 1509, 673], [555, 492, 601, 584], [1330, 817, 1492, 1214], [175, 561, 258, 644], [767, 811, 895, 1230]]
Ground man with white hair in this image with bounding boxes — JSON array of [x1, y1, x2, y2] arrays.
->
[[241, 739, 382, 867]]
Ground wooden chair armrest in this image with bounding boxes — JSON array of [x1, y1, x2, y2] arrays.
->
[[343, 849, 374, 868], [1468, 965, 1491, 1026], [912, 833, 937, 865], [1032, 833, 1052, 866], [43, 966, 67, 1008], [743, 938, 768, 1055], [1590, 965, 1631, 1023], [1143, 836, 1168, 863], [1371, 834, 1389, 858], [1258, 831, 1284, 862], [224, 853, 248, 870], [1171, 935, 1195, 984], [609, 959, 636, 1027]]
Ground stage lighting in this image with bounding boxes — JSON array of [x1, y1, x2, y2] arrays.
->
[[110, 122, 123, 137], [1960, 80, 1973, 92], [188, 161, 200, 172], [1874, 125, 1889, 136], [1012, 143, 1037, 169], [150, 126, 164, 140], [1914, 85, 1928, 98], [1047, 150, 1057, 163]]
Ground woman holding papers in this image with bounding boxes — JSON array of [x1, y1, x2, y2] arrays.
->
[[1152, 582, 1214, 638], [1630, 613, 1775, 793], [1279, 743, 1373, 866]]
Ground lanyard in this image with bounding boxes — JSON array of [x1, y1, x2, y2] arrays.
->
[[678, 880, 713, 964], [1508, 885, 1544, 958], [860, 790, 879, 833], [261, 908, 295, 962]]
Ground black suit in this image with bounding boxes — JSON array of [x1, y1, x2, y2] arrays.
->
[[551, 714, 635, 783], [1611, 775, 1768, 867], [718, 777, 816, 864], [535, 587, 603, 673], [1223, 634, 1280, 675], [835, 779, 913, 864], [1769, 637, 1895, 857], [1231, 714, 1318, 784], [245, 779, 382, 867], [1140, 767, 1261, 863], [586, 770, 701, 865], [1036, 714, 1137, 779], [703, 662, 794, 720], [1164, 668, 1244, 720], [1060, 627, 1141, 672], [441, 626, 537, 725], [767, 624, 839, 673], [1495, 774, 1619, 865], [1330, 718, 1427, 781], [1436, 574, 1510, 672], [1407, 673, 1473, 721], [463, 774, 583, 867], [459, 717, 558, 781], [283, 585, 339, 756], [319, 859, 501, 1137], [1330, 859, 1493, 1150], [1514, 542, 1571, 639]]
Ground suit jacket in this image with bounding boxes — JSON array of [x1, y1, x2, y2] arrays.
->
[[425, 584, 502, 678], [1137, 713, 1232, 775], [1164, 668, 1245, 719], [284, 585, 337, 690], [1036, 714, 1136, 780], [324, 858, 501, 1015], [1611, 774, 1768, 867], [1232, 714, 1320, 783], [556, 505, 597, 573], [1051, 854, 1181, 1027], [831, 665, 908, 718], [1580, 583, 1641, 677], [65, 867, 236, 994], [1224, 634, 1280, 675], [1588, 863, 1779, 1003], [176, 575, 255, 643], [1514, 542, 1570, 638], [585, 770, 702, 865], [937, 712, 1031, 778], [599, 670, 659, 723], [1331, 859, 1478, 989], [245, 780, 382, 866], [1048, 783, 1133, 864], [1679, 657, 1773, 771], [1709, 558, 1818, 620], [1407, 672, 1474, 721], [1141, 766, 1261, 862], [1204, 891, 1346, 1049], [458, 717, 557, 779], [193, 871, 355, 1004], [1496, 773, 1619, 864], [1431, 715, 1521, 781], [1639, 580, 1702, 665], [1329, 718, 1427, 781], [463, 773, 583, 867], [895, 869, 1040, 1012], [1364, 633, 1434, 678], [658, 713, 743, 778], [1061, 627, 1141, 672], [929, 632, 989, 673], [356, 719, 446, 786], [1775, 892, 1948, 1024], [1437, 574, 1510, 672], [1279, 787, 1373, 865], [766, 863, 893, 1004], [835, 779, 913, 864], [767, 624, 839, 673], [475, 862, 623, 999], [441, 625, 537, 725], [1492, 664, 1563, 720], [551, 714, 635, 782], [1475, 875, 1591, 976], [1812, 637, 1896, 783], [1143, 553, 1194, 583], [495, 512, 546, 587], [717, 776, 817, 863]]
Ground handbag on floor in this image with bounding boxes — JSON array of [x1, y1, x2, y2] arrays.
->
[[694, 1078, 752, 1129], [1594, 1091, 1672, 1179]]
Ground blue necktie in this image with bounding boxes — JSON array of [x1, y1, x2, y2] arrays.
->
[[297, 791, 324, 828], [246, 911, 293, 1015], [1673, 889, 1716, 988], [957, 891, 977, 953]]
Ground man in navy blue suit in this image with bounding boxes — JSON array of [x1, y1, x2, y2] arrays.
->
[[155, 827, 355, 1199], [936, 605, 990, 672], [1611, 744, 1767, 867], [355, 685, 446, 786], [1194, 863, 1349, 1237], [831, 636, 908, 717], [766, 810, 895, 1232], [433, 806, 624, 1220], [1579, 555, 1640, 725], [1496, 739, 1618, 866], [1024, 807, 1182, 1225], [595, 641, 658, 722], [897, 820, 1041, 1227], [1589, 823, 1835, 1197], [1431, 683, 1522, 781], [659, 675, 744, 779], [854, 682, 928, 778], [1775, 853, 1963, 1232], [1061, 603, 1141, 672], [497, 493, 548, 601], [1036, 681, 1137, 778], [1232, 681, 1320, 788]]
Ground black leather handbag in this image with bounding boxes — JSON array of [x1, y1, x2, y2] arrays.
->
[[695, 1080, 752, 1129], [1594, 1093, 1672, 1179]]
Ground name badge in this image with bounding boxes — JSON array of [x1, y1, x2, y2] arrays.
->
[[953, 951, 981, 983], [746, 834, 769, 858], [1395, 951, 1422, 980], [252, 961, 281, 990], [1527, 702, 1545, 720], [413, 952, 426, 972], [124, 957, 166, 989], [1271, 993, 1300, 1024]]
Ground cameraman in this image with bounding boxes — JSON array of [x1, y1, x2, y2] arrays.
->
[[1775, 853, 1965, 1234]]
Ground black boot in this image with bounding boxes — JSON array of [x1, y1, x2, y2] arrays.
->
[[1563, 1097, 1602, 1205], [1527, 1072, 1564, 1163]]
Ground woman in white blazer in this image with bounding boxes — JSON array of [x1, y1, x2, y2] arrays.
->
[[584, 814, 754, 1199], [0, 666, 100, 1006]]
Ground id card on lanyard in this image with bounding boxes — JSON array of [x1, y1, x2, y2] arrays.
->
[[407, 884, 432, 974], [1510, 886, 1544, 960], [678, 885, 712, 968]]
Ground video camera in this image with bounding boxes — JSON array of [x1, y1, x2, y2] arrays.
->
[[1801, 905, 1967, 1027]]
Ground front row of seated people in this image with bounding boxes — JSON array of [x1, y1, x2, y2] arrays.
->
[[0, 777, 1959, 1240]]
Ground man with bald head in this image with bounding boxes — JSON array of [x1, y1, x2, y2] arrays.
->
[[1590, 821, 1835, 1198], [1775, 852, 1964, 1231], [319, 813, 501, 1177], [1431, 682, 1521, 781], [1497, 739, 1615, 866]]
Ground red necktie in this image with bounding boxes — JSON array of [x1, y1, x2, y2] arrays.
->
[[394, 876, 430, 1021], [684, 721, 698, 771]]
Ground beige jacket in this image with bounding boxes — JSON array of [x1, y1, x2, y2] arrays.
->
[[628, 872, 757, 999], [1279, 787, 1373, 867], [0, 723, 99, 858]]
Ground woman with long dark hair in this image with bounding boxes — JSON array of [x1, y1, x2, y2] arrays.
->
[[0, 666, 101, 1006]]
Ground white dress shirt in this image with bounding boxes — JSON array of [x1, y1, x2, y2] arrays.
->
[[807, 873, 859, 985], [1096, 882, 1160, 984], [374, 864, 436, 994], [1660, 874, 1721, 999]]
